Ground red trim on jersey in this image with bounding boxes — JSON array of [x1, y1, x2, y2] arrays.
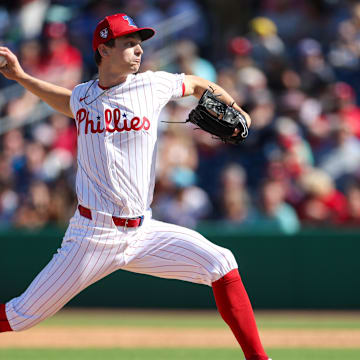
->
[[182, 82, 185, 97], [0, 304, 12, 332], [98, 83, 110, 90]]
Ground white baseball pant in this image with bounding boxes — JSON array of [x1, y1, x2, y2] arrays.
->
[[5, 208, 237, 331]]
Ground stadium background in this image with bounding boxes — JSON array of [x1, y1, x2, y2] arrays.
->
[[1, 1, 360, 359]]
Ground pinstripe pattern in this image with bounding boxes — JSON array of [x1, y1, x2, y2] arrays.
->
[[122, 219, 237, 285], [6, 210, 123, 331], [3, 70, 237, 333], [6, 212, 237, 331], [70, 71, 184, 218]]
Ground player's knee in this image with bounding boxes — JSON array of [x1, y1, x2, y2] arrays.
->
[[221, 247, 238, 273], [210, 246, 238, 282]]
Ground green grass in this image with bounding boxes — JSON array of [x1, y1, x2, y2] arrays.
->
[[2, 311, 360, 359], [256, 311, 360, 329], [39, 309, 360, 329], [1, 348, 360, 360], [40, 309, 226, 328]]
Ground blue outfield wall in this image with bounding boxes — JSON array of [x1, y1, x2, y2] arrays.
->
[[1, 224, 359, 309]]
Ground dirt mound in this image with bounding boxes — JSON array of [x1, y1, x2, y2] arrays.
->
[[1, 327, 360, 348]]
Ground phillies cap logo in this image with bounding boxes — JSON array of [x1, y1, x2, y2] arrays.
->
[[100, 28, 108, 38], [123, 15, 137, 28]]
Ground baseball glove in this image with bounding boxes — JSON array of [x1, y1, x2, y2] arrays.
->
[[187, 89, 249, 144]]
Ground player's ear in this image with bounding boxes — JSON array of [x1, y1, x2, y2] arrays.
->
[[98, 44, 109, 58]]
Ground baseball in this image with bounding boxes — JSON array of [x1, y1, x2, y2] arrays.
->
[[0, 55, 7, 68]]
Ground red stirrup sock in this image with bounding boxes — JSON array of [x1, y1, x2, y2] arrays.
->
[[212, 269, 268, 360], [0, 304, 13, 332]]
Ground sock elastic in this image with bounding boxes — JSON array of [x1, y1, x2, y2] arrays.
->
[[212, 269, 268, 360]]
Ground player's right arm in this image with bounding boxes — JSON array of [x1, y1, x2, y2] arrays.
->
[[0, 47, 73, 119]]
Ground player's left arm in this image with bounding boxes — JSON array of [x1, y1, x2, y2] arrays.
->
[[183, 74, 251, 127]]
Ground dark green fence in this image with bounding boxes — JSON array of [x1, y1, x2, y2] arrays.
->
[[1, 225, 359, 309]]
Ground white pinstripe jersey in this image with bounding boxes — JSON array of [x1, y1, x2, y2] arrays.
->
[[70, 71, 185, 217]]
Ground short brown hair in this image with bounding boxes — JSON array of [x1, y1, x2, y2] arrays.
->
[[94, 38, 115, 66]]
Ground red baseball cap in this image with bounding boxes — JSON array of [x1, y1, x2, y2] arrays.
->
[[92, 13, 155, 51]]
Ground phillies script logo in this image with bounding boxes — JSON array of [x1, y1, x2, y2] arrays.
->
[[76, 108, 150, 135]]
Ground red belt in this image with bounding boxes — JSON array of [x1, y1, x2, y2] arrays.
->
[[78, 205, 144, 228]]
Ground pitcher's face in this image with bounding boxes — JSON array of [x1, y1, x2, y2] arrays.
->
[[106, 34, 143, 74]]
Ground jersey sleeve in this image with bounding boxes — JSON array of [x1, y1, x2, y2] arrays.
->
[[152, 71, 185, 108]]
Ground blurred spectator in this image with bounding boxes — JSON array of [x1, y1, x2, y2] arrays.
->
[[39, 21, 83, 89], [221, 189, 250, 224], [125, 0, 165, 31], [328, 2, 360, 70], [0, 6, 10, 39], [297, 38, 335, 96], [2, 0, 360, 232], [0, 183, 18, 226], [228, 36, 253, 72], [193, 134, 229, 200], [166, 39, 217, 82], [215, 67, 245, 106], [248, 16, 286, 72], [237, 66, 268, 97], [251, 178, 300, 234], [0, 154, 14, 187], [297, 168, 348, 225], [153, 166, 211, 228], [5, 21, 82, 123], [13, 180, 51, 228], [332, 81, 360, 139], [156, 126, 198, 181], [2, 129, 26, 162], [17, 0, 49, 40], [155, 0, 209, 46], [50, 174, 76, 226], [217, 164, 252, 224], [0, 154, 18, 226], [12, 141, 48, 194], [19, 39, 43, 76], [318, 121, 360, 189], [328, 18, 360, 72], [238, 89, 277, 188], [275, 116, 314, 177], [49, 113, 77, 155], [260, 0, 304, 43], [4, 40, 44, 122], [344, 180, 360, 226]]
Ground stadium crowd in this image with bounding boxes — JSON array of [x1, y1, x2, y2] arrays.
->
[[1, 0, 360, 234]]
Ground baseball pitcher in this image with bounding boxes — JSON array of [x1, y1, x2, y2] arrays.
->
[[0, 13, 271, 360]]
